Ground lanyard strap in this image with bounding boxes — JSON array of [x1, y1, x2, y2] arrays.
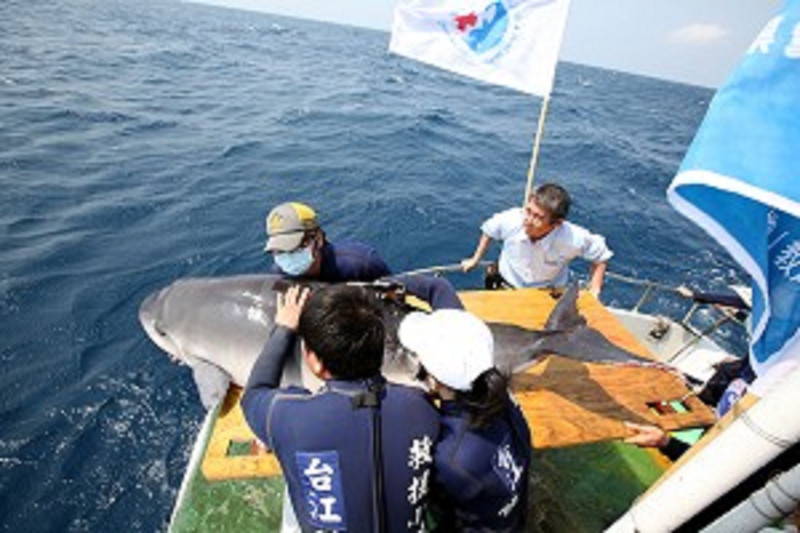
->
[[351, 382, 386, 533]]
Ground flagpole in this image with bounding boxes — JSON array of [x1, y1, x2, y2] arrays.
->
[[523, 94, 551, 205], [388, 0, 572, 207]]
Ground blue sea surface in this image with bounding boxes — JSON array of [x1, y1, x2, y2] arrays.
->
[[0, 0, 746, 530]]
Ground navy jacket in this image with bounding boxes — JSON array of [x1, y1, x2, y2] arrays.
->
[[241, 327, 440, 532], [272, 239, 463, 309], [432, 396, 531, 532], [317, 241, 391, 282]]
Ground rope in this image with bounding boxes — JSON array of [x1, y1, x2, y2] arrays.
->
[[399, 263, 691, 294], [396, 260, 493, 277]]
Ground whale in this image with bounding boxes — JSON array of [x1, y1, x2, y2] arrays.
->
[[138, 275, 652, 408]]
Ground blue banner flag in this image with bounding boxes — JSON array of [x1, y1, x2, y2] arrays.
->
[[667, 1, 800, 384]]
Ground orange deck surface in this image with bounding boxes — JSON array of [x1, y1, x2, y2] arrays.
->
[[201, 288, 715, 480]]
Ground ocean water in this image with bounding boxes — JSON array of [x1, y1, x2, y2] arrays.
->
[[0, 0, 746, 530]]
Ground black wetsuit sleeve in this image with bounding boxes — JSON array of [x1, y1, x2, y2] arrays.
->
[[245, 325, 297, 390], [368, 249, 392, 279], [241, 326, 299, 447], [390, 274, 464, 310], [690, 290, 750, 310], [661, 438, 691, 462]]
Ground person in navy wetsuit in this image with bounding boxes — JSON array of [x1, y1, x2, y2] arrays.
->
[[264, 201, 462, 309], [399, 309, 532, 532], [241, 284, 440, 533]]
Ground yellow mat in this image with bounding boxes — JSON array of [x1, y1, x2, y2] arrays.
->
[[201, 288, 716, 480], [460, 288, 716, 448], [201, 386, 281, 480]]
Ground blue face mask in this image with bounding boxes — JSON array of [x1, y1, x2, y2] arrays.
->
[[274, 245, 315, 276]]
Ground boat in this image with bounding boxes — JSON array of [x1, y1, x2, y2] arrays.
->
[[161, 1, 800, 531]]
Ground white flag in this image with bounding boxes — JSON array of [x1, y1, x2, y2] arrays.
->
[[389, 0, 571, 97]]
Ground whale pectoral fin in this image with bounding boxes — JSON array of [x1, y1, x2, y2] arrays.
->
[[191, 360, 231, 410]]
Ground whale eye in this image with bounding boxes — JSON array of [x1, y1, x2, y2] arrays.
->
[[154, 322, 168, 337]]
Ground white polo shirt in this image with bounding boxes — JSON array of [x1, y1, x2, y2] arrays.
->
[[481, 207, 613, 288]]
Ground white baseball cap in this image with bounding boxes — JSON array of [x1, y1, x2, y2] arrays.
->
[[398, 309, 494, 391]]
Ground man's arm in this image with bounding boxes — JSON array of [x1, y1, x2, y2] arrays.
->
[[392, 274, 464, 310], [365, 248, 392, 279], [241, 286, 309, 446], [588, 260, 608, 298], [240, 326, 297, 445], [623, 422, 690, 462], [461, 233, 492, 272]]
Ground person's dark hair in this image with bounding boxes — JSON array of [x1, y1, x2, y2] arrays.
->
[[298, 284, 384, 379], [531, 182, 570, 221], [300, 227, 326, 249], [454, 368, 510, 429]]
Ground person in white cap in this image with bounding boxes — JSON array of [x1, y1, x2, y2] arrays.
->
[[398, 309, 532, 532]]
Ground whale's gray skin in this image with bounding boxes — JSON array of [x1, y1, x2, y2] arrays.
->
[[138, 275, 651, 408]]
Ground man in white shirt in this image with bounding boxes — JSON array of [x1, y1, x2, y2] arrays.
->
[[461, 183, 612, 297]]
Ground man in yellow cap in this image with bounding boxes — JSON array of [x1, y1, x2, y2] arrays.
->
[[265, 202, 391, 282], [265, 201, 463, 309]]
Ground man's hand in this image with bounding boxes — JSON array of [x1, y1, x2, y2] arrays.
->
[[275, 285, 310, 331], [676, 285, 694, 299], [623, 422, 670, 448], [461, 257, 479, 272]]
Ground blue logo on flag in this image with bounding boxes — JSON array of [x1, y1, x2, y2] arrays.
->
[[450, 1, 509, 55]]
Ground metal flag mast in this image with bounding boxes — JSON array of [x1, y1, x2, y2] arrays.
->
[[388, 0, 572, 207], [523, 93, 552, 205]]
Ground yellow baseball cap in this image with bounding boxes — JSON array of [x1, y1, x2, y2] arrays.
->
[[264, 202, 319, 252]]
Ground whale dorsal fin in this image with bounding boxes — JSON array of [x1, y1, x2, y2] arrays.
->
[[543, 283, 586, 331]]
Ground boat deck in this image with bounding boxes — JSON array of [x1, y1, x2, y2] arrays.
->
[[460, 288, 715, 448], [170, 288, 716, 532]]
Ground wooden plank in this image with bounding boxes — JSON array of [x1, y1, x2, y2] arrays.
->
[[201, 386, 282, 480], [511, 357, 715, 448], [201, 288, 716, 479], [460, 288, 717, 449], [643, 393, 759, 495]]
